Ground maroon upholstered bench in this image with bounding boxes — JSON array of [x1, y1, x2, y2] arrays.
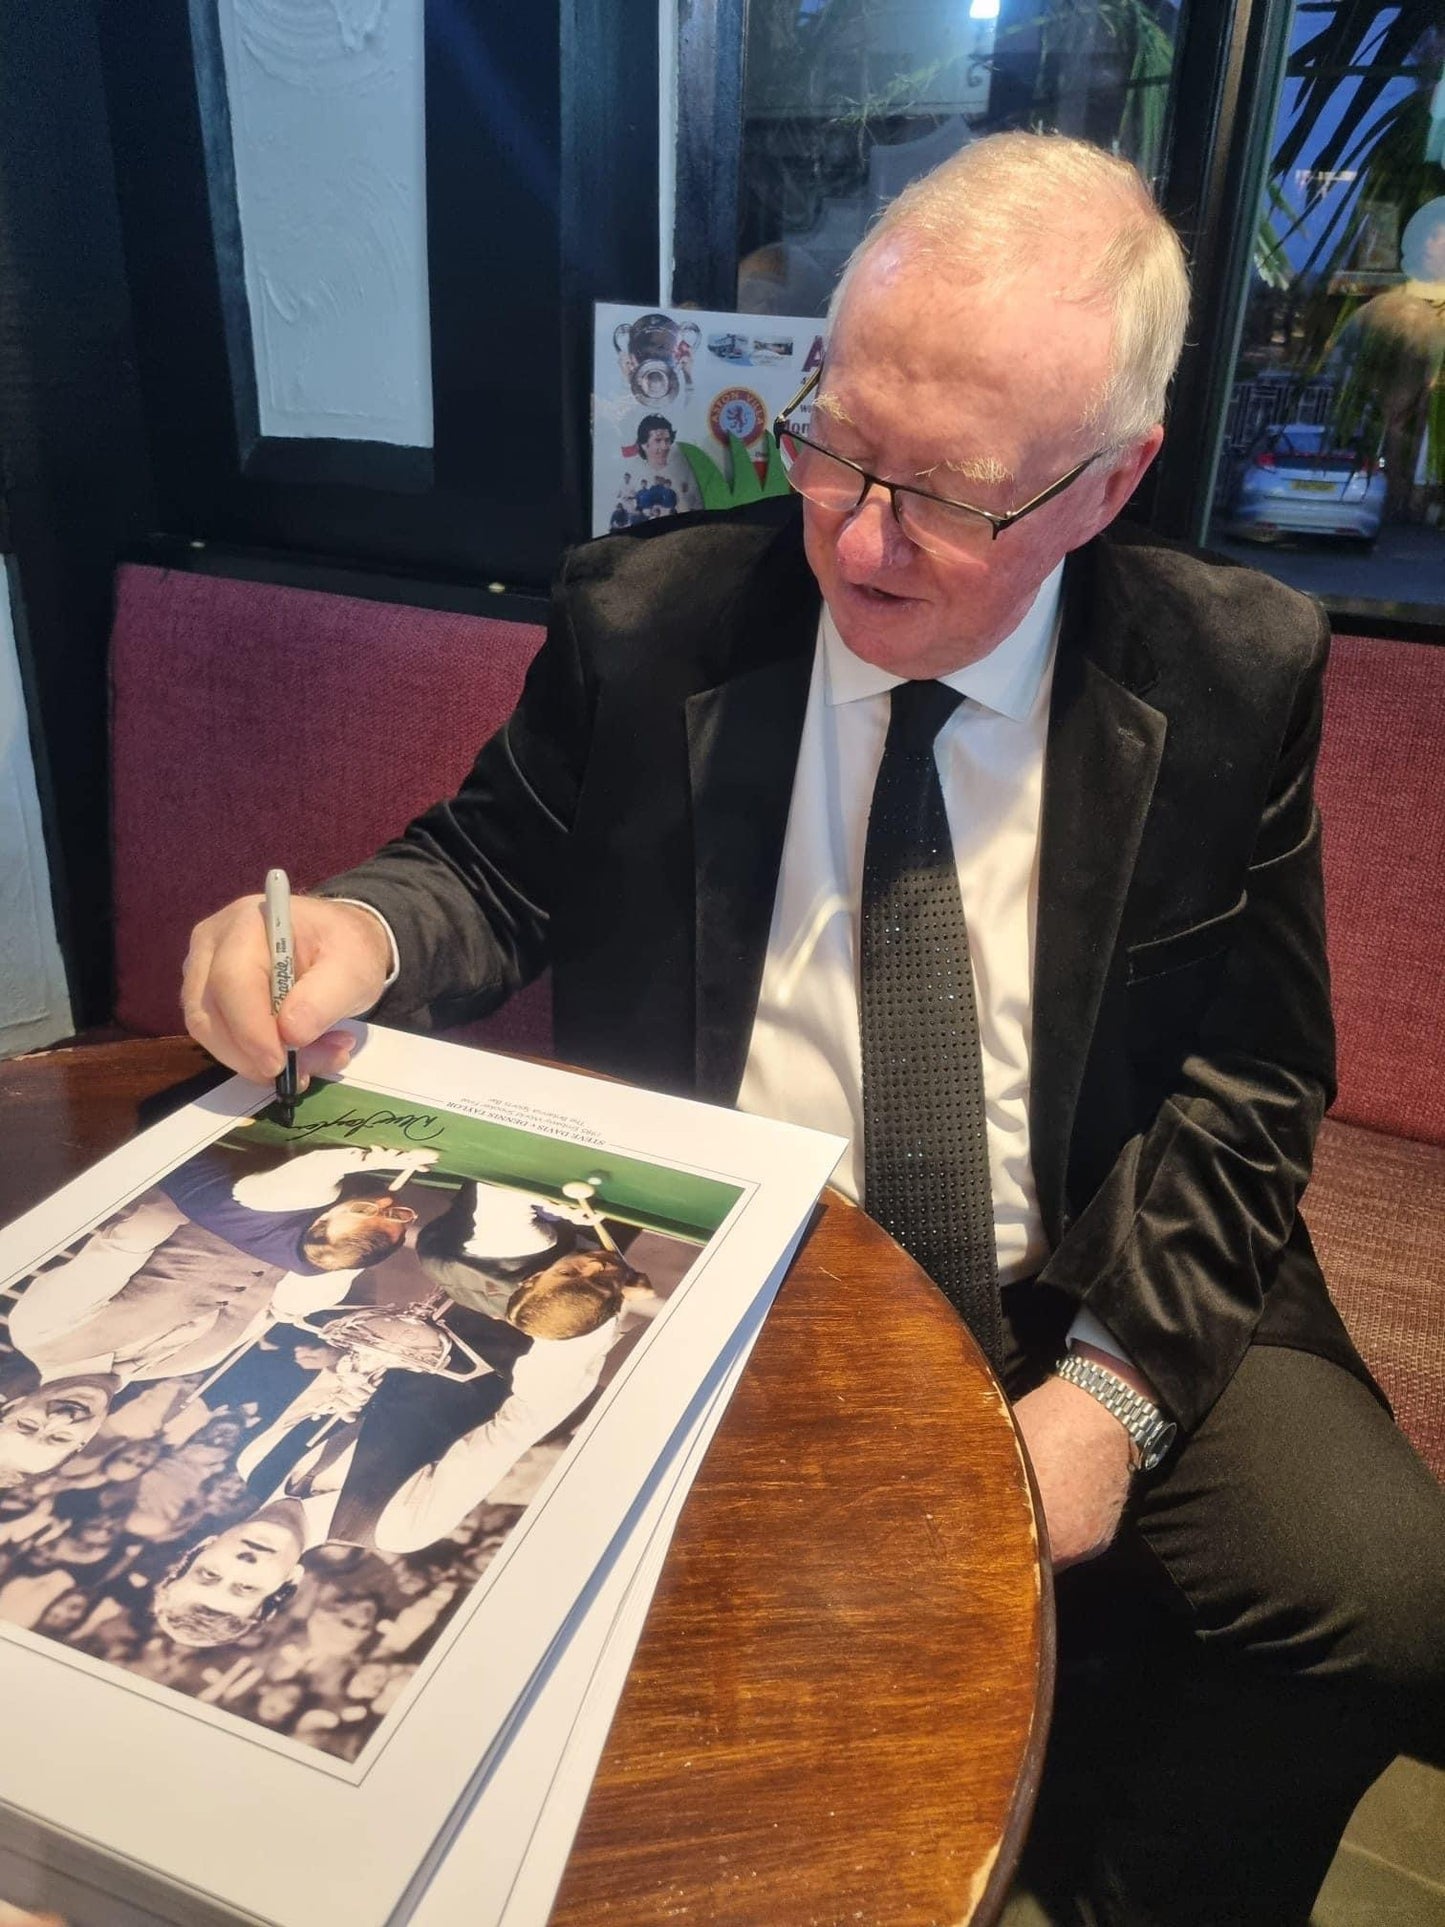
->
[[109, 564, 552, 1055], [1307, 634, 1445, 1480], [109, 573, 1443, 1476]]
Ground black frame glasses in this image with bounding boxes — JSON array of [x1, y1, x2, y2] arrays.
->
[[772, 367, 1104, 550]]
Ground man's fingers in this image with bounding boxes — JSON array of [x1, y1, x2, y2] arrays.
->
[[190, 990, 283, 1086], [203, 933, 291, 1078], [181, 901, 286, 1082], [294, 1029, 358, 1081], [180, 923, 227, 1054], [182, 894, 387, 1082]]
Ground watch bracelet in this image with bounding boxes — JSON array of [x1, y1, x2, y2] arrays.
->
[[1053, 1351, 1173, 1470]]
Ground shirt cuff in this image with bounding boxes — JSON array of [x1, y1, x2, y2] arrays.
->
[[1065, 1307, 1137, 1372], [330, 897, 401, 990]]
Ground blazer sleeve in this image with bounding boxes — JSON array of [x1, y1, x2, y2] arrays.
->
[[1038, 607, 1336, 1432], [317, 560, 596, 1030]]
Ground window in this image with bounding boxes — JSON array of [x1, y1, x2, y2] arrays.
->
[[674, 0, 1187, 315], [1204, 1, 1444, 618]]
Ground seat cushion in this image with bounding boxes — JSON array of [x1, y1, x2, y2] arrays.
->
[[1318, 636, 1445, 1145], [110, 564, 551, 1052], [1306, 1116, 1445, 1482]]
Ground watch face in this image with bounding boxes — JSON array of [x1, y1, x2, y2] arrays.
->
[[1142, 1422, 1178, 1471]]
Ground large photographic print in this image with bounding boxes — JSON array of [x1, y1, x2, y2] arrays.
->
[[0, 1078, 741, 1769]]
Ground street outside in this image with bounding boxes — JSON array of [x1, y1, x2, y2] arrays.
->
[[1207, 521, 1444, 613]]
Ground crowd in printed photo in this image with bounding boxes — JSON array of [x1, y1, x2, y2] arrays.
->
[[0, 1092, 728, 1764]]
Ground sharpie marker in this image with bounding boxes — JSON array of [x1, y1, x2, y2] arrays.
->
[[263, 868, 300, 1124]]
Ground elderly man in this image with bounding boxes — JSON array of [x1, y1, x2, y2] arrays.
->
[[182, 134, 1445, 1923]]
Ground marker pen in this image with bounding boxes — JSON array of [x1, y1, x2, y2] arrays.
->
[[263, 868, 299, 1124]]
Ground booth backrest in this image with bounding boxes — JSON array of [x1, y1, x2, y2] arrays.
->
[[111, 572, 1442, 1130], [1316, 634, 1445, 1146], [110, 564, 551, 1051]]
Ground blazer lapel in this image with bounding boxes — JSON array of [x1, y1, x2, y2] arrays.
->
[[1030, 545, 1167, 1243], [687, 648, 814, 1103], [683, 511, 819, 1103]]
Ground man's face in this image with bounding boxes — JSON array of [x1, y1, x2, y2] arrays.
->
[[642, 428, 673, 471], [205, 1471, 253, 1514], [309, 1592, 378, 1655], [346, 1660, 391, 1701], [162, 1514, 304, 1622], [255, 1682, 304, 1725], [307, 1194, 414, 1257], [36, 1589, 90, 1637], [0, 1380, 113, 1481], [127, 1458, 196, 1538], [505, 1250, 620, 1336], [105, 1441, 162, 1481], [35, 1518, 118, 1567], [199, 1417, 244, 1452], [801, 238, 1160, 679]]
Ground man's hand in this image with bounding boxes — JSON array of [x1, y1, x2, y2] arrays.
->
[[357, 1146, 440, 1177], [1012, 1372, 1135, 1570], [182, 894, 392, 1084]]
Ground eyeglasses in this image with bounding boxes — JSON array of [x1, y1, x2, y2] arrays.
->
[[350, 1200, 418, 1224], [772, 368, 1103, 555]]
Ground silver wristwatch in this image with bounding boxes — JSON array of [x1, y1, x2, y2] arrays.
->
[[1054, 1353, 1177, 1472]]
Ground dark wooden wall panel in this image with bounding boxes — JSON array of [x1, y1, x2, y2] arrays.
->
[[0, 0, 155, 1025]]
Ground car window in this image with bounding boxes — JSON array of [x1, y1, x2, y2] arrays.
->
[[1275, 426, 1328, 455]]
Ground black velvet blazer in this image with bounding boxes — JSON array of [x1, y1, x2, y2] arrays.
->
[[326, 502, 1371, 1432]]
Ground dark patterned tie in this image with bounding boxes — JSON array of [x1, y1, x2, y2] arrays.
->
[[860, 679, 1003, 1367]]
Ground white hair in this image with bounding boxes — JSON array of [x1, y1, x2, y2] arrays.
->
[[829, 131, 1191, 451]]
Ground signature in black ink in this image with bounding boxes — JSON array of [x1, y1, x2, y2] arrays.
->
[[287, 1105, 445, 1146]]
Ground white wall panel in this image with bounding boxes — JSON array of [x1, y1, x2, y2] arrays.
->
[[0, 571, 73, 1058], [217, 0, 433, 446]]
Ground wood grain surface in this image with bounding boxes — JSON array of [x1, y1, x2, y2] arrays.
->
[[0, 1038, 1052, 1926], [0, 1037, 218, 1218]]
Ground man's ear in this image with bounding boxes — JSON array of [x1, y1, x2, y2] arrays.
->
[[1098, 424, 1165, 524]]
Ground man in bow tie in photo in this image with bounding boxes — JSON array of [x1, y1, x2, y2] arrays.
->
[[182, 132, 1445, 1925]]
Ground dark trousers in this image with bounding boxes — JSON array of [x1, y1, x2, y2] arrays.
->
[[1000, 1284, 1445, 1926]]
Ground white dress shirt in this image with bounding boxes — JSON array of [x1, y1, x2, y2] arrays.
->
[[354, 571, 1123, 1362], [736, 568, 1125, 1361]]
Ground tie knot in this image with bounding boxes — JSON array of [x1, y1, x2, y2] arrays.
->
[[886, 678, 965, 753]]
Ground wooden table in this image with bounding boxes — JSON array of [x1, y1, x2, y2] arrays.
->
[[0, 1038, 1052, 1927]]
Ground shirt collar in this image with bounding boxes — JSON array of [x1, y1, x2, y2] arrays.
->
[[821, 561, 1063, 722]]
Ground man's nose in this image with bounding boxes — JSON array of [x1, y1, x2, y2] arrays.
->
[[833, 482, 913, 577]]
